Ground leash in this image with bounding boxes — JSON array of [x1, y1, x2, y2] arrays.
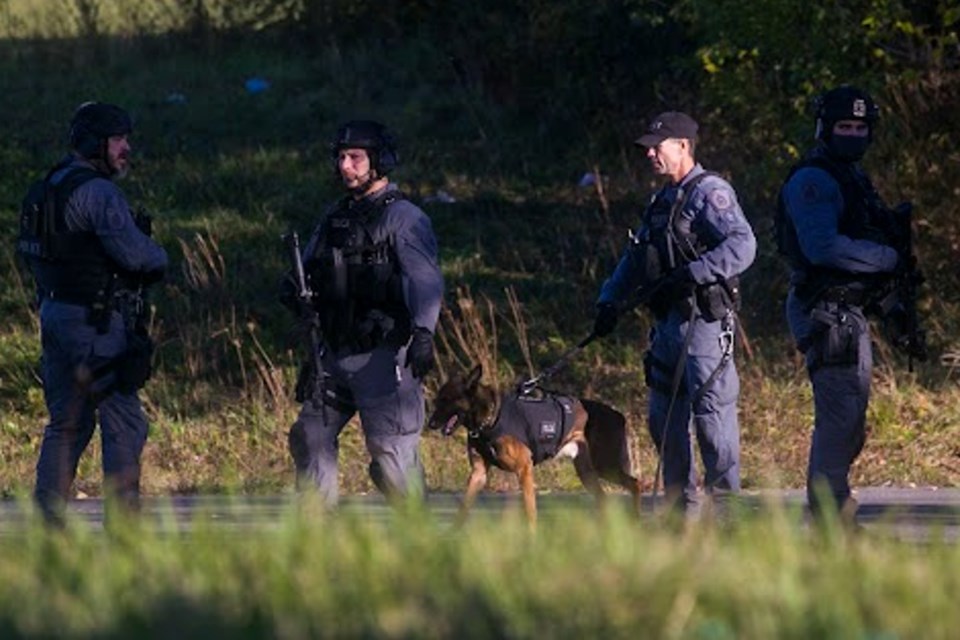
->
[[651, 307, 738, 506], [519, 332, 597, 394], [650, 304, 698, 505], [518, 278, 672, 395]]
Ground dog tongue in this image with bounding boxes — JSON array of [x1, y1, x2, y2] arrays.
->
[[443, 414, 459, 435]]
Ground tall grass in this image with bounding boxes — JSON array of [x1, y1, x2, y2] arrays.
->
[[0, 4, 957, 498], [0, 504, 957, 638]]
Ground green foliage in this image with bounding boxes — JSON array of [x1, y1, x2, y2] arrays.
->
[[0, 509, 959, 637]]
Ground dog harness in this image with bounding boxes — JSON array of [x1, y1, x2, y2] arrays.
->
[[469, 390, 577, 467]]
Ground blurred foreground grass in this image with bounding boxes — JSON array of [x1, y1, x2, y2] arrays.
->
[[0, 501, 958, 638]]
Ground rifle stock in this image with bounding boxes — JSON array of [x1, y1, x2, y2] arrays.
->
[[875, 203, 926, 372], [283, 231, 326, 409]]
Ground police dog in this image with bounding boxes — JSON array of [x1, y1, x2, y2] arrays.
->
[[428, 364, 642, 528]]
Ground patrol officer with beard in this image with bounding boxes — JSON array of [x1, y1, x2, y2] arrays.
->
[[284, 120, 443, 506], [778, 86, 911, 524], [16, 102, 168, 525], [593, 112, 756, 516]]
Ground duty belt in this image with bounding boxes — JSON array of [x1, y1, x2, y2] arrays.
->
[[819, 286, 867, 306], [43, 289, 105, 306]]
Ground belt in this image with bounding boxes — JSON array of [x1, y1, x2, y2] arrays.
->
[[44, 289, 101, 306], [819, 286, 866, 306]]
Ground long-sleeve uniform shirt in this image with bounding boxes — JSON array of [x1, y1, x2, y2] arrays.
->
[[783, 150, 897, 344]]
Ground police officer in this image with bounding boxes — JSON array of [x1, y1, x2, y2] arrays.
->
[[285, 120, 443, 505], [593, 112, 756, 515], [779, 86, 905, 524], [16, 102, 168, 524]]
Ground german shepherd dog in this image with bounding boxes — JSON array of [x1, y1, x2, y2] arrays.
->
[[427, 364, 642, 528]]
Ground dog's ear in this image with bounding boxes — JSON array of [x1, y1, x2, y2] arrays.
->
[[466, 364, 482, 390]]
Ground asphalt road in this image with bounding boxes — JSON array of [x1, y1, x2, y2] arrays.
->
[[1, 487, 958, 541]]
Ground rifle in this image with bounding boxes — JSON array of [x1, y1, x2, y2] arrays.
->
[[283, 231, 326, 409], [874, 202, 927, 372], [619, 275, 673, 315], [895, 203, 926, 372]]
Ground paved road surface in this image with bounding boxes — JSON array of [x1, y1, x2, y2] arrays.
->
[[1, 487, 957, 541]]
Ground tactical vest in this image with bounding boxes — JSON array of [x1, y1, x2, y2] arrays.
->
[[776, 154, 890, 301], [307, 190, 410, 352], [16, 163, 122, 305], [647, 172, 716, 272], [637, 171, 736, 317], [470, 391, 577, 467]]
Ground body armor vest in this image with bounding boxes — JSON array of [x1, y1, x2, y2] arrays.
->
[[776, 153, 891, 301], [17, 164, 125, 305], [307, 190, 410, 352], [470, 391, 577, 467], [647, 173, 715, 272], [637, 172, 718, 316]]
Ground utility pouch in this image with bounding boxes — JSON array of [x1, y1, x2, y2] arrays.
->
[[696, 277, 740, 323], [810, 307, 859, 368], [115, 326, 154, 393]]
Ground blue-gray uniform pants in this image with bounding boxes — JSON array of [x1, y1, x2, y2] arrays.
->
[[645, 309, 740, 504], [288, 345, 425, 505], [35, 301, 149, 520], [802, 302, 871, 512]]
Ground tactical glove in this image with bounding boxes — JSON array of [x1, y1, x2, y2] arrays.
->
[[593, 302, 619, 338], [133, 207, 153, 237], [405, 327, 435, 379]]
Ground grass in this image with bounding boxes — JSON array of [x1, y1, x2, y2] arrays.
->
[[0, 6, 958, 501], [0, 503, 957, 638]]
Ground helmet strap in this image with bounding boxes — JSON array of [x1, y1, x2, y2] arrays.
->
[[347, 168, 380, 197]]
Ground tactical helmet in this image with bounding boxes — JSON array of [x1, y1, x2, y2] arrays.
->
[[69, 102, 132, 159], [814, 86, 879, 141], [330, 120, 399, 176]]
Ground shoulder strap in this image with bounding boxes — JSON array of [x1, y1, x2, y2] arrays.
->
[[52, 166, 102, 193], [670, 170, 720, 219], [47, 166, 102, 224]]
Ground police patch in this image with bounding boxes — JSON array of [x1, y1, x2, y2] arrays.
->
[[801, 182, 820, 203], [708, 189, 732, 211], [107, 202, 127, 230]]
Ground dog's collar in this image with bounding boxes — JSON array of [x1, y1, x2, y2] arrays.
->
[[468, 393, 502, 440]]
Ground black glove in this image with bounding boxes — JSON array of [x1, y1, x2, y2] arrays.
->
[[133, 207, 153, 237], [593, 302, 619, 338], [405, 327, 435, 379]]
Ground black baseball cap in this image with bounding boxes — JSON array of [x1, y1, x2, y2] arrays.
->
[[635, 111, 699, 147]]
